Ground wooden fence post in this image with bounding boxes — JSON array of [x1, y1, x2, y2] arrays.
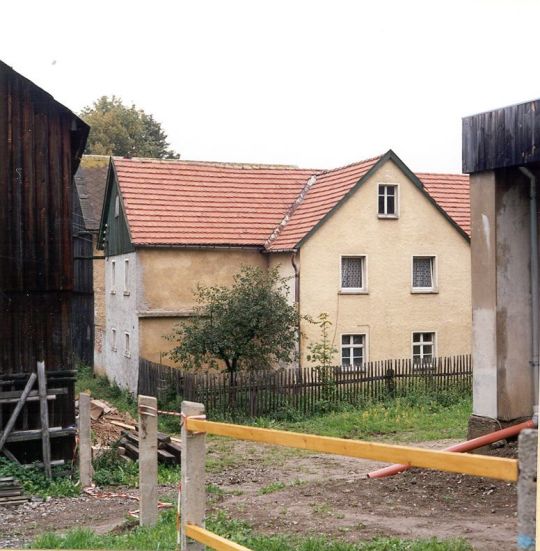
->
[[78, 392, 93, 488], [180, 401, 206, 551], [37, 361, 52, 479], [139, 395, 158, 527], [385, 367, 395, 398]]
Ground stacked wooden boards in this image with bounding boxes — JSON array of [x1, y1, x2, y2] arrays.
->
[[117, 430, 181, 464], [0, 477, 28, 506]]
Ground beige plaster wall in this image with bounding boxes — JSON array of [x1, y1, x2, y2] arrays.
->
[[93, 239, 106, 375], [267, 252, 296, 305], [298, 158, 472, 364], [137, 248, 267, 366]]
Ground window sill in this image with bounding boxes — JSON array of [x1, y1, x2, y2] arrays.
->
[[411, 288, 438, 294], [111, 347, 117, 353], [110, 290, 116, 295], [377, 214, 399, 219], [339, 289, 369, 295], [123, 353, 131, 358], [123, 291, 131, 296]]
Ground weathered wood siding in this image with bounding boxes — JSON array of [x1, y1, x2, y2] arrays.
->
[[463, 99, 540, 173], [72, 185, 94, 366], [0, 60, 88, 373]]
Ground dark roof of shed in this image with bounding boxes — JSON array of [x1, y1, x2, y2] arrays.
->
[[74, 156, 110, 231], [462, 98, 540, 173], [0, 60, 89, 173]]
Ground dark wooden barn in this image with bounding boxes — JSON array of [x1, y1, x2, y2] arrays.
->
[[0, 60, 89, 464], [72, 155, 109, 368]]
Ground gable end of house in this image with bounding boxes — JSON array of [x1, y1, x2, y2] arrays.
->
[[293, 150, 470, 251], [98, 159, 135, 256]]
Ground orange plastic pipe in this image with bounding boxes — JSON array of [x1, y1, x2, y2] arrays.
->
[[367, 419, 534, 479]]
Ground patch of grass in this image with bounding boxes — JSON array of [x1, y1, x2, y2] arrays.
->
[[207, 483, 225, 496], [31, 510, 473, 550], [252, 393, 472, 443], [259, 481, 286, 495], [0, 458, 79, 498], [206, 437, 243, 473], [76, 365, 137, 421], [92, 448, 179, 487]]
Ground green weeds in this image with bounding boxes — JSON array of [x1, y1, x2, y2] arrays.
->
[[0, 458, 79, 498], [31, 509, 473, 550]]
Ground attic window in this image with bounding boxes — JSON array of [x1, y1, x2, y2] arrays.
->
[[378, 184, 398, 218], [115, 194, 120, 218]]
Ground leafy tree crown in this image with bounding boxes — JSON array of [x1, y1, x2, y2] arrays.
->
[[168, 266, 298, 372], [80, 96, 179, 159]]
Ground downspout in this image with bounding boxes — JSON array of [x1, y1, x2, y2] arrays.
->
[[519, 166, 539, 424], [291, 252, 302, 377]]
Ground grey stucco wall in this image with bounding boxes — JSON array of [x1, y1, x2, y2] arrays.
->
[[104, 252, 139, 393]]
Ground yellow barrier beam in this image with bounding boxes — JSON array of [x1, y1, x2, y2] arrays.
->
[[186, 418, 518, 482], [185, 524, 252, 551]]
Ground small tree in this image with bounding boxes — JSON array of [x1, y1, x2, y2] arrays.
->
[[306, 313, 338, 401], [169, 266, 298, 373], [80, 96, 180, 159]]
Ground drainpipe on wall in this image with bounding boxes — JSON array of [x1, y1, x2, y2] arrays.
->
[[291, 252, 302, 378], [519, 166, 539, 425]]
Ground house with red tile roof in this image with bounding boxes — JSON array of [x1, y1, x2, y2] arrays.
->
[[98, 150, 471, 392]]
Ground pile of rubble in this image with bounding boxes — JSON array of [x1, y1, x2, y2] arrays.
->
[[89, 399, 137, 447], [88, 399, 181, 465]]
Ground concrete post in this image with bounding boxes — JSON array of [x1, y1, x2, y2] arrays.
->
[[78, 392, 93, 488], [180, 401, 206, 551], [518, 428, 537, 550], [138, 395, 158, 527]]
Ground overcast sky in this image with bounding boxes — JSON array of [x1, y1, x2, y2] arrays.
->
[[2, 1, 539, 173]]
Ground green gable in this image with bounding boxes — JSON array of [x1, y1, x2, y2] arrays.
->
[[98, 162, 135, 256]]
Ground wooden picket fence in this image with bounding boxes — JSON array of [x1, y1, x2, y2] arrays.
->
[[139, 355, 471, 417]]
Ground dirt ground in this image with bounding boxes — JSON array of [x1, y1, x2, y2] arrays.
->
[[0, 438, 517, 550]]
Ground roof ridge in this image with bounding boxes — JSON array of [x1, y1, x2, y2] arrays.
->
[[264, 173, 318, 248], [312, 154, 384, 177], [114, 156, 318, 171], [417, 171, 469, 177]]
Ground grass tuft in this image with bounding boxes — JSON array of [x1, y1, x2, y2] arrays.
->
[[31, 509, 474, 550]]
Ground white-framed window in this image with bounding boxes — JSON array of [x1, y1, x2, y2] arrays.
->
[[124, 332, 131, 358], [341, 334, 366, 370], [111, 260, 116, 294], [378, 184, 398, 217], [412, 256, 437, 292], [115, 194, 120, 218], [111, 328, 117, 352], [412, 332, 436, 365], [124, 259, 130, 295], [340, 256, 367, 293]]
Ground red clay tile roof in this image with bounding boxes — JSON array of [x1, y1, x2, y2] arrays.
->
[[266, 157, 381, 250], [112, 154, 470, 249], [113, 158, 317, 246], [417, 173, 471, 236]]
